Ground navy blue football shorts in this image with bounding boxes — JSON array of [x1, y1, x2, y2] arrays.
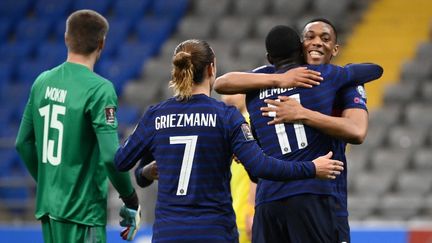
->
[[336, 216, 350, 243], [252, 194, 338, 243]]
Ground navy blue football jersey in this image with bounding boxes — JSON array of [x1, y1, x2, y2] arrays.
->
[[114, 94, 318, 242], [332, 84, 368, 217], [248, 63, 381, 206]]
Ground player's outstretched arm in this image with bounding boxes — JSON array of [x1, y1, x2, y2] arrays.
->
[[343, 63, 383, 86], [114, 119, 152, 171], [261, 96, 368, 144], [214, 67, 322, 94], [228, 109, 343, 180]]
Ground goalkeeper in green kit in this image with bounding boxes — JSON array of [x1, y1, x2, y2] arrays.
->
[[15, 10, 141, 242]]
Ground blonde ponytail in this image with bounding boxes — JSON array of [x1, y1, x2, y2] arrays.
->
[[170, 51, 194, 100]]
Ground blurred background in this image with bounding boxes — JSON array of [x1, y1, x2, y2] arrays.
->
[[0, 0, 432, 242]]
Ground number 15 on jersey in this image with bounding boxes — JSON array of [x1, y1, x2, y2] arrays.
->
[[39, 104, 66, 166]]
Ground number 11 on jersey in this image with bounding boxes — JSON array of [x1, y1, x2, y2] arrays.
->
[[268, 94, 308, 155]]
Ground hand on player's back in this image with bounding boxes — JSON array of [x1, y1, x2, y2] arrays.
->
[[260, 96, 305, 125], [312, 151, 344, 180], [277, 67, 323, 88], [142, 161, 159, 180]]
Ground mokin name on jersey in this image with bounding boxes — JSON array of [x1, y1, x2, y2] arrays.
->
[[155, 113, 217, 130], [45, 86, 68, 103]]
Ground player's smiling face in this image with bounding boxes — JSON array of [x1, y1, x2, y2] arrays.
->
[[302, 22, 339, 65]]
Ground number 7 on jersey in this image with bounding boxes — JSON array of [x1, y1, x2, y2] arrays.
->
[[170, 135, 198, 196]]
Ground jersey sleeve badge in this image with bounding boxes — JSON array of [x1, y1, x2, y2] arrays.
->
[[356, 85, 367, 99], [105, 107, 116, 124], [241, 123, 255, 141]]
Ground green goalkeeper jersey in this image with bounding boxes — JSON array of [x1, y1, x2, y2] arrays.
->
[[20, 62, 120, 226]]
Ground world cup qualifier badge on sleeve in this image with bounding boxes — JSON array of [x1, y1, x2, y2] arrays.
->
[[356, 85, 367, 99], [241, 123, 255, 141], [105, 107, 116, 124]]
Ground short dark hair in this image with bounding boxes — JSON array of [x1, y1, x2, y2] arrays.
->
[[65, 10, 109, 55], [265, 25, 302, 61], [303, 18, 338, 42]]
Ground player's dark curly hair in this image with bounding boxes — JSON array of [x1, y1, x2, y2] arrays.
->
[[170, 39, 215, 100], [302, 18, 338, 42], [65, 10, 108, 55]]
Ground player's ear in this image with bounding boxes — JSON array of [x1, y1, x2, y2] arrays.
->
[[98, 37, 106, 51], [207, 62, 215, 77], [332, 44, 339, 57]]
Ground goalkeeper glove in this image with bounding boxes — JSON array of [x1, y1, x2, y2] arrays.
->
[[119, 190, 141, 241], [119, 204, 141, 241]]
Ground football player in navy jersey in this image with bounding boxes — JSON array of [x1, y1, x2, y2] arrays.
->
[[259, 19, 368, 243], [214, 25, 382, 243], [114, 39, 345, 243]]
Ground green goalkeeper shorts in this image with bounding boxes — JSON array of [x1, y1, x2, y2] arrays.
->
[[41, 215, 106, 243]]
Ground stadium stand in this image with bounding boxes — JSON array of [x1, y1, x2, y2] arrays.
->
[[0, 0, 188, 223], [1, 0, 432, 234]]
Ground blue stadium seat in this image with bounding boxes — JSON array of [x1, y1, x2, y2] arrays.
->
[[151, 0, 189, 35], [11, 101, 28, 125], [0, 83, 31, 123], [0, 0, 32, 21], [35, 0, 73, 20], [17, 59, 56, 85], [0, 62, 13, 85], [104, 18, 133, 58], [72, 0, 113, 14], [36, 41, 67, 64], [134, 17, 173, 51], [0, 41, 34, 64], [0, 105, 14, 131], [97, 57, 142, 95], [117, 41, 156, 64], [0, 149, 18, 172], [54, 19, 67, 42], [0, 19, 12, 43], [152, 0, 188, 23], [0, 149, 25, 171], [0, 149, 31, 214], [112, 0, 153, 22], [15, 18, 52, 45], [117, 105, 141, 126]]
